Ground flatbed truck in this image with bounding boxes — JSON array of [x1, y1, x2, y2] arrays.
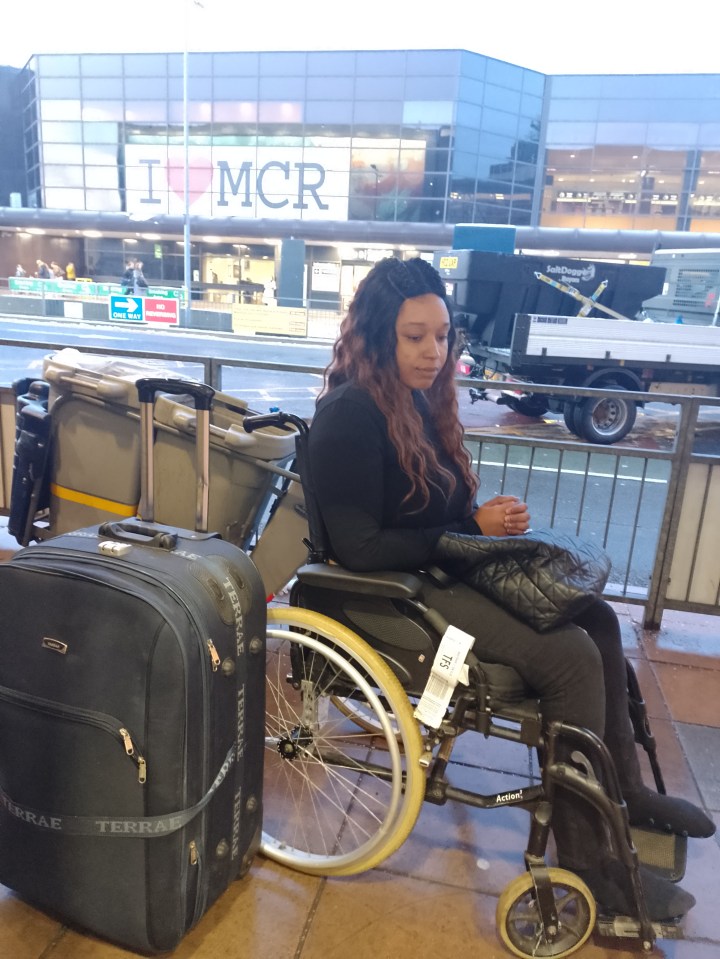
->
[[434, 249, 720, 443]]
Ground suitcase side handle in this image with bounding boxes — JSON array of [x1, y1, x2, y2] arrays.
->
[[243, 410, 308, 436], [136, 378, 215, 410], [99, 519, 178, 550]]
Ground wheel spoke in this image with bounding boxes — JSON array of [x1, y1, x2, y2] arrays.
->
[[261, 613, 425, 876]]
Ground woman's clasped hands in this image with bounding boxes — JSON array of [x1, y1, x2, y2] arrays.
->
[[473, 495, 530, 537]]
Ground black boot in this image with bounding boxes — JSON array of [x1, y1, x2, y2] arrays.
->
[[622, 783, 716, 838], [603, 679, 715, 838], [550, 773, 696, 922], [575, 603, 715, 839], [573, 859, 696, 921]]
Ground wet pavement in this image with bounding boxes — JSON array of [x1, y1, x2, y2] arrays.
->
[[0, 517, 718, 959], [459, 387, 720, 454]]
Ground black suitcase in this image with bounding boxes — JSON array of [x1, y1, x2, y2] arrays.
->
[[0, 378, 266, 954], [7, 378, 52, 546]]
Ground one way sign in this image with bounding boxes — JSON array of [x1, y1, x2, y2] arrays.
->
[[109, 295, 144, 322]]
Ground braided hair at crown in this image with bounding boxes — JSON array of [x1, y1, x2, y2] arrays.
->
[[321, 256, 478, 511], [384, 255, 443, 299]]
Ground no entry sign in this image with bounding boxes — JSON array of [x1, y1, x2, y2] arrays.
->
[[144, 297, 179, 324]]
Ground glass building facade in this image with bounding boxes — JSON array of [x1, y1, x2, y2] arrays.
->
[[542, 73, 720, 234], [18, 50, 546, 228], [6, 50, 720, 296], [17, 50, 720, 239]]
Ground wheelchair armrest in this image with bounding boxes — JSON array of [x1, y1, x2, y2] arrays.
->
[[422, 564, 457, 588], [296, 563, 425, 599]]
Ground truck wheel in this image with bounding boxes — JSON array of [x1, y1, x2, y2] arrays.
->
[[577, 394, 636, 444], [562, 402, 581, 435]]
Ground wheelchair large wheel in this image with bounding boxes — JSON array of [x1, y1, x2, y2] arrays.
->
[[497, 868, 596, 958], [262, 607, 425, 876]]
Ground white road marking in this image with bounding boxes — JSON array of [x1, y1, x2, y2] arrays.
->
[[474, 459, 667, 483]]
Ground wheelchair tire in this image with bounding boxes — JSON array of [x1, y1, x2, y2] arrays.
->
[[262, 607, 425, 876], [497, 868, 596, 958]]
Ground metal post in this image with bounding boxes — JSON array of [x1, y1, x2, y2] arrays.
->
[[182, 10, 191, 328], [370, 163, 379, 219]]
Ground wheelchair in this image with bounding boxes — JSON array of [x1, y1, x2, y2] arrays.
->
[[246, 411, 689, 959]]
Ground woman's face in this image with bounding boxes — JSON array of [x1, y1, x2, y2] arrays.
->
[[394, 293, 450, 390]]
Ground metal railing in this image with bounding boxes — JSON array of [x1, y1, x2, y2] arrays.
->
[[1, 339, 718, 629], [0, 276, 345, 338], [458, 379, 720, 627]]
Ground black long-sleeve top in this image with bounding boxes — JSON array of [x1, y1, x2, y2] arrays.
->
[[308, 382, 480, 571]]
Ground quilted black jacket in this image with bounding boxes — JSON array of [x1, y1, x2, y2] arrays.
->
[[431, 528, 612, 633]]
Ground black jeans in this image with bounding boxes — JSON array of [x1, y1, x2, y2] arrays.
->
[[420, 577, 615, 738]]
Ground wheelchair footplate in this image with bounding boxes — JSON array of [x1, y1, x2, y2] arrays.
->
[[596, 830, 687, 944], [595, 913, 684, 941], [630, 826, 688, 883]]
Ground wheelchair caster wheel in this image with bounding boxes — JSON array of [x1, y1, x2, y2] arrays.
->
[[497, 867, 596, 958]]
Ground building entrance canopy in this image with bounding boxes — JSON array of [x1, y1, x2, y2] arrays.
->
[[3, 207, 720, 259]]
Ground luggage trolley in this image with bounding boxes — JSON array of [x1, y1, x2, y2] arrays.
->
[[7, 377, 52, 547], [9, 350, 306, 592]]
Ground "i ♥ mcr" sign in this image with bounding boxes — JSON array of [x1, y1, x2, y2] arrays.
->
[[124, 144, 351, 220]]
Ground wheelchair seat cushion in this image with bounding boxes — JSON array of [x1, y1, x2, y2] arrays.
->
[[477, 659, 537, 708]]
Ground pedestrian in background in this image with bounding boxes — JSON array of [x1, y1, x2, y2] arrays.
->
[[133, 260, 148, 296], [14, 264, 26, 277], [65, 262, 76, 281], [121, 260, 135, 294]]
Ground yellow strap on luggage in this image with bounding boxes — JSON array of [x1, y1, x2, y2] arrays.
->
[[50, 483, 137, 517]]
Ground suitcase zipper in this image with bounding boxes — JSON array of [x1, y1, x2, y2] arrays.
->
[[0, 684, 147, 783], [188, 837, 204, 927], [206, 639, 221, 671], [119, 728, 148, 784]]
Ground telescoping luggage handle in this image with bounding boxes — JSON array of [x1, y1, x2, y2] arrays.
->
[[135, 378, 215, 532]]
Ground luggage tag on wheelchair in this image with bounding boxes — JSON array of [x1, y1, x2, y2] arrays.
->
[[414, 625, 475, 729]]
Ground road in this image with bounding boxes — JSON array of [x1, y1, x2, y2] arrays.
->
[[1, 314, 330, 420], [2, 313, 720, 451], [2, 312, 713, 589]]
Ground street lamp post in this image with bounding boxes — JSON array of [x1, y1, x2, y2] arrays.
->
[[182, 40, 191, 326], [370, 164, 380, 220], [182, 1, 204, 327]]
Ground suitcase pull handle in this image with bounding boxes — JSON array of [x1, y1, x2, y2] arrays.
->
[[99, 519, 178, 550], [136, 378, 215, 410], [135, 378, 215, 530]]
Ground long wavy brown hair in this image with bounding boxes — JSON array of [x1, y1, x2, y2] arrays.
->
[[321, 256, 479, 511]]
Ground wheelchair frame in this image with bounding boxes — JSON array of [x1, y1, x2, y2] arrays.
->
[[246, 410, 688, 959]]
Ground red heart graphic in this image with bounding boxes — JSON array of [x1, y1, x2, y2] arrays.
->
[[167, 152, 213, 207]]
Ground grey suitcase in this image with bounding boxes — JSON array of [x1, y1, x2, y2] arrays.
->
[[39, 349, 299, 549]]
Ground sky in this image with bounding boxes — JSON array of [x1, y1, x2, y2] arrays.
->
[[0, 0, 718, 76]]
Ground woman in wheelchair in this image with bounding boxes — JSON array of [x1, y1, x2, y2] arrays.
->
[[306, 255, 714, 923]]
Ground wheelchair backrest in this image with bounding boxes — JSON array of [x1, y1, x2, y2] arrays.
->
[[292, 425, 332, 565]]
